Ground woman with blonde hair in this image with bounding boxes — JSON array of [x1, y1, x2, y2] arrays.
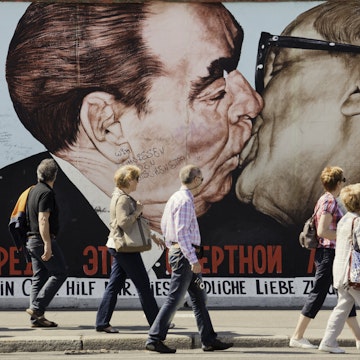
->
[[319, 184, 360, 353], [290, 166, 360, 349], [95, 165, 165, 333]]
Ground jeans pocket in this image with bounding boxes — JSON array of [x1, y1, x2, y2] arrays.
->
[[169, 248, 181, 271]]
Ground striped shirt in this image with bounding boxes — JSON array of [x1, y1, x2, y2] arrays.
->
[[314, 192, 343, 249], [161, 187, 201, 265]]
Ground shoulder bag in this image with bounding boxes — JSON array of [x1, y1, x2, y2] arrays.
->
[[111, 192, 151, 253], [299, 214, 318, 249], [348, 216, 360, 290]]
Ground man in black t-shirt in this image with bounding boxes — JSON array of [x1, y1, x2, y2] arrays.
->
[[25, 159, 67, 327]]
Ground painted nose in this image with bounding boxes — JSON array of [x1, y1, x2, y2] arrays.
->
[[226, 70, 264, 124]]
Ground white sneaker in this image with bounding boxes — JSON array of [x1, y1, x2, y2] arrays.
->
[[356, 340, 360, 350], [318, 342, 345, 354], [289, 338, 317, 349]]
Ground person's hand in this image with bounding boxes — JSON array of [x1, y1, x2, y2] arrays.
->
[[41, 246, 52, 261], [135, 201, 144, 217], [151, 233, 166, 250], [191, 262, 202, 274]]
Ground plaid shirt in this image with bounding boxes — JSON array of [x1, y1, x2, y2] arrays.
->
[[161, 187, 201, 265], [314, 192, 343, 249]]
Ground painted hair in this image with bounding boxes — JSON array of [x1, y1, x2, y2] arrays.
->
[[6, 3, 162, 153]]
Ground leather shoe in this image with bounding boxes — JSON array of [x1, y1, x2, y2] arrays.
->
[[26, 308, 44, 320], [31, 318, 58, 328], [146, 341, 176, 353], [202, 338, 233, 351], [96, 326, 119, 333]]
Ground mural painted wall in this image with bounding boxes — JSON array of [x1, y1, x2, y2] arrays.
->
[[3, 0, 356, 309]]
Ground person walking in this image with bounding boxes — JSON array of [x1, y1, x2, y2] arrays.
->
[[319, 183, 360, 353], [145, 164, 233, 353], [95, 165, 165, 333], [290, 166, 360, 348], [25, 158, 68, 327]]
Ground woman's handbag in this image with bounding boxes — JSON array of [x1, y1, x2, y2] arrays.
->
[[114, 216, 152, 253], [299, 214, 318, 249], [110, 191, 152, 253], [348, 217, 360, 289]]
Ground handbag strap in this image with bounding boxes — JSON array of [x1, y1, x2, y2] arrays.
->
[[137, 218, 146, 245]]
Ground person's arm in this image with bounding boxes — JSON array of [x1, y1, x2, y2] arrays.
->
[[38, 211, 52, 261], [317, 212, 336, 240], [116, 196, 143, 231]]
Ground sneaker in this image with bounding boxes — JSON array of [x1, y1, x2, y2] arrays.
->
[[318, 342, 345, 354], [145, 341, 176, 353], [169, 322, 175, 329], [202, 338, 233, 352], [289, 337, 317, 349], [357, 340, 360, 350]]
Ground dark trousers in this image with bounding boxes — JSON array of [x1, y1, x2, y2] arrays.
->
[[147, 247, 217, 346], [96, 248, 159, 330], [26, 237, 68, 316], [302, 247, 356, 318]]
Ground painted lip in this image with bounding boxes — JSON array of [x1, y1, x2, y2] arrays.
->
[[238, 133, 258, 170]]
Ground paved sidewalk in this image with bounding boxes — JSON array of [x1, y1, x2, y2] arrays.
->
[[0, 309, 357, 353]]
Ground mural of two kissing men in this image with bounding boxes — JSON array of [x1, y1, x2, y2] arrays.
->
[[1, 0, 360, 306]]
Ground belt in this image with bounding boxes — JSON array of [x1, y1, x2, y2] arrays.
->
[[171, 242, 201, 250]]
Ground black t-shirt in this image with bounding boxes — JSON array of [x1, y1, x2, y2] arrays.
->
[[27, 182, 59, 236]]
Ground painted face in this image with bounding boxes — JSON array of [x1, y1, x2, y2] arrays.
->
[[121, 3, 263, 227], [236, 21, 360, 225]]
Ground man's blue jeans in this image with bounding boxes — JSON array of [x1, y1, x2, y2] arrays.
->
[[26, 237, 67, 315], [147, 247, 217, 346]]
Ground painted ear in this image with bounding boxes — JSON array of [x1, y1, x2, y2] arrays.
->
[[80, 91, 123, 145], [341, 87, 360, 116], [80, 91, 133, 164]]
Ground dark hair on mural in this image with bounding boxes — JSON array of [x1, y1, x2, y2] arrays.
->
[[6, 2, 242, 155], [6, 3, 163, 153]]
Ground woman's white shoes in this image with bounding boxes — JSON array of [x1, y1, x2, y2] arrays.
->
[[289, 338, 317, 349], [318, 342, 345, 354]]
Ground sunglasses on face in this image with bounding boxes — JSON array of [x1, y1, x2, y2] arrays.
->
[[255, 32, 360, 94]]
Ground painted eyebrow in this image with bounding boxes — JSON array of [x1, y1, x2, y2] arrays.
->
[[189, 57, 236, 104]]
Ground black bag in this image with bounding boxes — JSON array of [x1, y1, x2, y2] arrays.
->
[[8, 186, 34, 263], [299, 214, 318, 249]]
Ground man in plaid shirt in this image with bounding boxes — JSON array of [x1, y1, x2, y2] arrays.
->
[[146, 165, 233, 354]]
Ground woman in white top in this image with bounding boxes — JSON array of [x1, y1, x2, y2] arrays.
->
[[319, 183, 360, 353]]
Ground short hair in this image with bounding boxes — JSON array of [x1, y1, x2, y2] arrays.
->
[[37, 158, 58, 183], [179, 165, 201, 185], [340, 183, 360, 213], [114, 165, 141, 188], [283, 0, 360, 44], [320, 166, 344, 192], [6, 3, 163, 153]]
